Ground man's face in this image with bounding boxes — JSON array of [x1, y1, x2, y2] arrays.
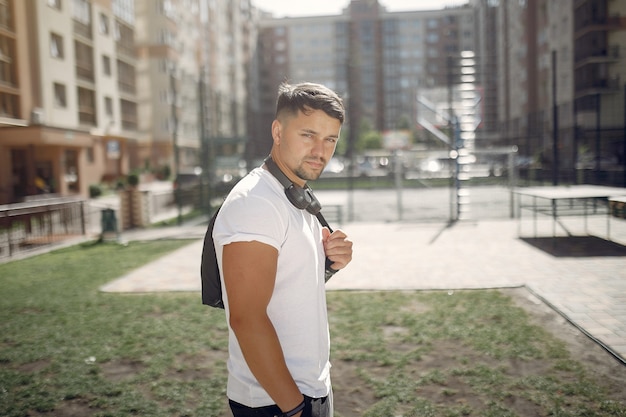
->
[[271, 107, 341, 186]]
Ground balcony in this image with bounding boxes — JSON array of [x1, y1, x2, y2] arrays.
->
[[75, 63, 95, 83], [73, 20, 92, 41], [574, 16, 621, 38], [574, 76, 621, 99], [574, 44, 621, 69], [78, 106, 96, 126], [117, 80, 136, 95]]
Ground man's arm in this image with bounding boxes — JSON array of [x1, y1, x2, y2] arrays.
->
[[222, 241, 304, 415]]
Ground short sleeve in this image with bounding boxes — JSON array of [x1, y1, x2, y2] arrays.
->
[[213, 193, 287, 251]]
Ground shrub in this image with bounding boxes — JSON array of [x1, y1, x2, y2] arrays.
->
[[89, 184, 103, 198], [127, 173, 139, 187]]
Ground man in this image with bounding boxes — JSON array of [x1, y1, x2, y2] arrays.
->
[[213, 82, 353, 417]]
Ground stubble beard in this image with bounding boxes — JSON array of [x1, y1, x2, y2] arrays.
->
[[294, 158, 326, 182]]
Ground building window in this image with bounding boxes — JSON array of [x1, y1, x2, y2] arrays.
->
[[0, 0, 14, 30], [54, 83, 67, 107], [99, 13, 109, 35], [0, 91, 18, 117], [0, 36, 16, 86], [105, 96, 113, 117], [114, 21, 135, 56], [86, 146, 94, 163], [48, 0, 61, 10], [120, 99, 137, 130], [77, 87, 96, 125], [50, 32, 64, 59], [159, 0, 176, 19], [75, 40, 94, 81], [117, 59, 135, 94], [72, 0, 90, 24], [113, 0, 135, 25], [102, 55, 111, 76], [427, 33, 439, 43]]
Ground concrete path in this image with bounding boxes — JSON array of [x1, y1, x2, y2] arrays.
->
[[100, 217, 626, 364]]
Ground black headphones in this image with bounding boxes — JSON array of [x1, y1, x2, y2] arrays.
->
[[264, 155, 322, 215]]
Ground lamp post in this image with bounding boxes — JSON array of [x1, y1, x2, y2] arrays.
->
[[170, 63, 182, 225], [198, 66, 213, 215]]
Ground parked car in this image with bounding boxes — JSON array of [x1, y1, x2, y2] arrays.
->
[[356, 157, 389, 177], [173, 168, 202, 190]]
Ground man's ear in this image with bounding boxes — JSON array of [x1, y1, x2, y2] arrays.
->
[[271, 119, 281, 145]]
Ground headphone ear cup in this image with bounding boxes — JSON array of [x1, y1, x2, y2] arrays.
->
[[304, 189, 322, 215], [285, 185, 311, 210]]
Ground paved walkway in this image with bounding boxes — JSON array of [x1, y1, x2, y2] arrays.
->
[[100, 218, 626, 364]]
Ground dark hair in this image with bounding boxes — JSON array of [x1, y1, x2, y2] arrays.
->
[[276, 82, 345, 124]]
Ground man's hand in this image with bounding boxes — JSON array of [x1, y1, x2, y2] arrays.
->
[[322, 228, 353, 271]]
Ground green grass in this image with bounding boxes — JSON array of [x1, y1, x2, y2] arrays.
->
[[1, 242, 624, 416]]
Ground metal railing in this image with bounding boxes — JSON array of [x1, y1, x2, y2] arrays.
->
[[0, 196, 87, 260]]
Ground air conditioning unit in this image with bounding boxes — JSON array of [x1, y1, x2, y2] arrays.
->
[[31, 108, 45, 125]]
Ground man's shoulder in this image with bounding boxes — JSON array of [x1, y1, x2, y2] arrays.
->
[[220, 168, 286, 214], [229, 168, 281, 198]]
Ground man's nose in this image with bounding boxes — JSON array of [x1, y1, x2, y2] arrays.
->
[[311, 139, 324, 156]]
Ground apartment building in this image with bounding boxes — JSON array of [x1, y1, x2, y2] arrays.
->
[[574, 0, 626, 172], [200, 0, 254, 175], [472, 0, 498, 137], [380, 5, 475, 145], [134, 0, 203, 174], [0, 0, 138, 205], [0, 0, 256, 205], [251, 0, 475, 161], [133, 0, 255, 178], [254, 12, 346, 159], [484, 0, 625, 182]]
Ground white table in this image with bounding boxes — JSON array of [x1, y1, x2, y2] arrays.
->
[[514, 185, 626, 240]]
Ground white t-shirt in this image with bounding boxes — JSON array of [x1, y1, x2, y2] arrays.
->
[[213, 167, 331, 407]]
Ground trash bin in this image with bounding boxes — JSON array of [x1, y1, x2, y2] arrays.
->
[[101, 208, 118, 240]]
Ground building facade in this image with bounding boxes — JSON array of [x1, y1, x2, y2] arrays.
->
[[251, 0, 476, 161], [574, 0, 626, 174], [200, 0, 254, 178], [4, 0, 623, 206], [0, 0, 254, 205], [0, 0, 138, 204], [134, 0, 203, 175], [480, 0, 625, 183]]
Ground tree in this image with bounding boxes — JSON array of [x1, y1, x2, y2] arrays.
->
[[356, 119, 383, 152]]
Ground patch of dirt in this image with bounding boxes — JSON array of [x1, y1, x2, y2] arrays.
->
[[507, 287, 626, 399], [167, 349, 225, 382], [30, 399, 95, 417], [100, 358, 144, 382], [18, 358, 50, 374], [331, 287, 626, 417]]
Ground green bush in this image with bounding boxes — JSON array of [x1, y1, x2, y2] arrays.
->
[[160, 165, 171, 180], [88, 184, 103, 198], [127, 173, 139, 187]]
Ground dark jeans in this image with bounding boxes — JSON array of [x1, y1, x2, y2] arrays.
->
[[229, 394, 331, 417]]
